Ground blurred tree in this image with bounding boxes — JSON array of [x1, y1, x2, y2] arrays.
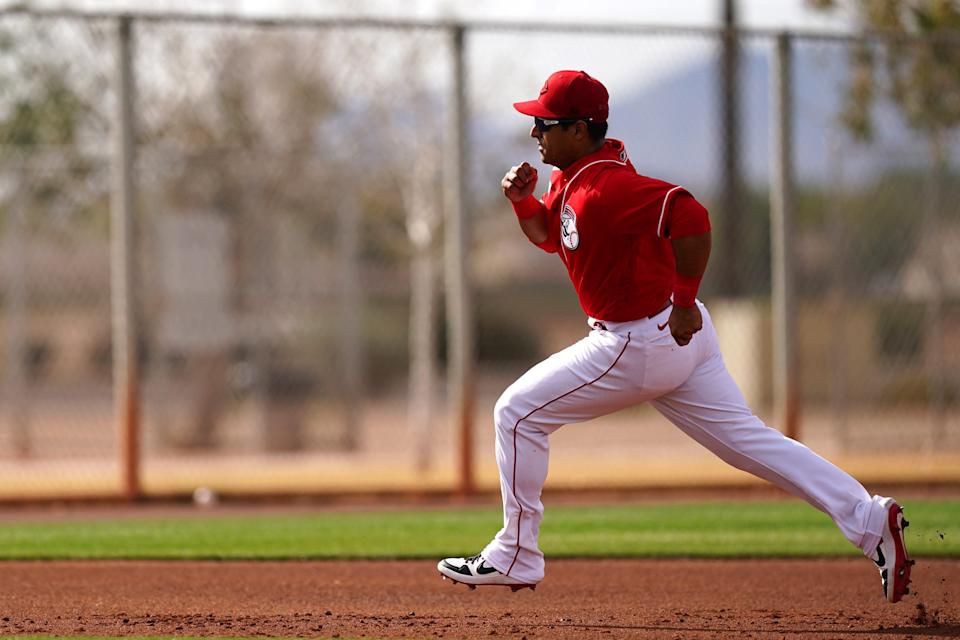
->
[[0, 21, 109, 237], [808, 0, 960, 148], [370, 42, 444, 472], [808, 0, 958, 425], [0, 19, 110, 458], [139, 30, 341, 449]]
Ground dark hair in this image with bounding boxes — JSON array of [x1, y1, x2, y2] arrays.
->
[[586, 120, 608, 142], [561, 119, 608, 142]]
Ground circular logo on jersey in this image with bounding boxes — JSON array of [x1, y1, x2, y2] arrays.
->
[[560, 205, 580, 251]]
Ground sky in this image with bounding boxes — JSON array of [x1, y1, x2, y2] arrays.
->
[[0, 0, 859, 157], [0, 0, 855, 88], [2, 0, 853, 31]]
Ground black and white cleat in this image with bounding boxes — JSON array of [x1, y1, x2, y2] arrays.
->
[[437, 554, 538, 592]]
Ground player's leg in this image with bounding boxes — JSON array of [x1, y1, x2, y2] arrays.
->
[[440, 320, 697, 587], [482, 333, 631, 585], [650, 302, 912, 601]]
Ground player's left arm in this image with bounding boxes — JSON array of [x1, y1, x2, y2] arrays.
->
[[663, 191, 712, 346], [669, 231, 711, 346]]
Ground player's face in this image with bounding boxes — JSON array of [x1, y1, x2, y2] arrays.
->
[[530, 120, 581, 169]]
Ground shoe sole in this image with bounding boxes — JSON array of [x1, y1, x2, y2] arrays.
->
[[886, 502, 914, 603], [440, 574, 536, 592]]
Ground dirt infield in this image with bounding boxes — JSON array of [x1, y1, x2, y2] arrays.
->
[[1, 559, 958, 639]]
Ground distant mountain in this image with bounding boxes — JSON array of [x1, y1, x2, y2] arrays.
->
[[612, 45, 943, 191], [474, 45, 945, 197]]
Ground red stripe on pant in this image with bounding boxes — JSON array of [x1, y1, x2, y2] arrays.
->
[[505, 333, 632, 576]]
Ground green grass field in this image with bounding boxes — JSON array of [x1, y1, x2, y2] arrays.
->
[[0, 499, 957, 560]]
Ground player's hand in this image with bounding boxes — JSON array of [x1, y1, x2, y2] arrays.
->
[[502, 163, 538, 202], [667, 304, 702, 347]]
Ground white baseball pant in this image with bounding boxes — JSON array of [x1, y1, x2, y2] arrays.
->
[[481, 301, 890, 584]]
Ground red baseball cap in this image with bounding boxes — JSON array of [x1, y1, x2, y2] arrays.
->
[[513, 70, 609, 123]]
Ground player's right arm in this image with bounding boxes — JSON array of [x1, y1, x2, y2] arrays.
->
[[502, 162, 549, 244]]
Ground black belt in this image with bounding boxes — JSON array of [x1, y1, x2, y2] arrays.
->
[[647, 299, 673, 319], [593, 300, 672, 332]]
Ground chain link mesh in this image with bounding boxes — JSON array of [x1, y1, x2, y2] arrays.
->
[[0, 14, 115, 495], [0, 12, 957, 498]]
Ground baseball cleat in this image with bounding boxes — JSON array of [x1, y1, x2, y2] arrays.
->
[[872, 499, 914, 603], [437, 554, 536, 591]]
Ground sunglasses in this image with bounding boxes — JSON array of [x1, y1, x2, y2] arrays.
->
[[534, 116, 590, 132]]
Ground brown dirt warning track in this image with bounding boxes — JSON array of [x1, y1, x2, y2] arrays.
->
[[1, 558, 959, 639]]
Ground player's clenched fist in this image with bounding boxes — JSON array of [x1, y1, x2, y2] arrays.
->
[[666, 304, 703, 347], [502, 162, 538, 202]]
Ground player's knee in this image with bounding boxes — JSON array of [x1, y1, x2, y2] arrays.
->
[[493, 393, 512, 431], [493, 388, 521, 432]]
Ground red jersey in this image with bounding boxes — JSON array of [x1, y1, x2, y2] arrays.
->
[[518, 139, 710, 322]]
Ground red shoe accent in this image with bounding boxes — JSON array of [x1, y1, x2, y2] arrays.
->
[[887, 503, 913, 603]]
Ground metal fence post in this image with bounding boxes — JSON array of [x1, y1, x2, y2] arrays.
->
[[405, 147, 440, 473], [337, 194, 363, 451], [444, 24, 474, 496], [717, 0, 743, 296], [112, 15, 142, 500], [924, 134, 947, 449], [5, 172, 30, 458], [826, 131, 850, 449], [770, 33, 799, 441]]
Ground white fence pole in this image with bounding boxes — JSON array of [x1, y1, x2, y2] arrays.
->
[[770, 33, 800, 440], [5, 172, 30, 458], [337, 195, 363, 451], [111, 15, 142, 499], [443, 24, 474, 495]]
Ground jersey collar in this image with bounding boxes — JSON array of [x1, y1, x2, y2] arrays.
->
[[559, 138, 628, 179]]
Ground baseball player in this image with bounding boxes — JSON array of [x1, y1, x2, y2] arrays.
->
[[437, 70, 914, 603]]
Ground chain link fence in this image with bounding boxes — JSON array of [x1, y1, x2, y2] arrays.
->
[[0, 10, 957, 500]]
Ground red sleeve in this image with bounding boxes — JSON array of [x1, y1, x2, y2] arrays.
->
[[658, 191, 710, 239], [512, 195, 559, 254], [533, 211, 560, 254]]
